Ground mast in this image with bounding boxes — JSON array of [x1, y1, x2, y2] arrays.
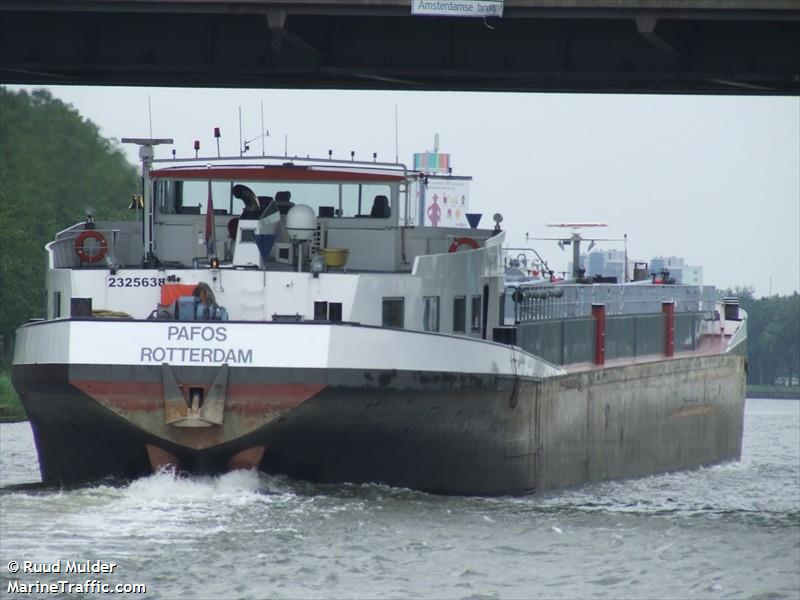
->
[[571, 232, 582, 279], [122, 138, 173, 267]]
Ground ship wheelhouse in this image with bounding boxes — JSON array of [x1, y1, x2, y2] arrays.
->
[[41, 151, 502, 340], [150, 164, 406, 272]]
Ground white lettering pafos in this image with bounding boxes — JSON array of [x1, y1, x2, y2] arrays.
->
[[139, 325, 254, 365]]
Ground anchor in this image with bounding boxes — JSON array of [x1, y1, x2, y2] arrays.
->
[[162, 364, 228, 427]]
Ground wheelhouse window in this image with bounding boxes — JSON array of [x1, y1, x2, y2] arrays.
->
[[423, 296, 440, 332], [157, 180, 232, 215], [156, 178, 392, 219], [382, 298, 404, 329], [471, 295, 482, 332], [453, 296, 466, 333], [340, 185, 392, 218]]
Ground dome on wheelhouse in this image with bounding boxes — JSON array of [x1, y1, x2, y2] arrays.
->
[[285, 204, 317, 241]]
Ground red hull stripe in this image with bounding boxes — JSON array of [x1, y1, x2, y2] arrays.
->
[[151, 166, 403, 183], [70, 380, 327, 416]]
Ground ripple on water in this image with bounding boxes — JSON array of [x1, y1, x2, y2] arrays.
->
[[0, 400, 798, 599]]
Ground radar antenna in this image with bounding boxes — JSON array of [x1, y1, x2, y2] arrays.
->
[[527, 223, 626, 281]]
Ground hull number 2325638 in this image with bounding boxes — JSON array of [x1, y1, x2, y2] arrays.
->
[[107, 277, 166, 288]]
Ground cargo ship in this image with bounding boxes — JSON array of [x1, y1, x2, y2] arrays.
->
[[11, 139, 747, 495]]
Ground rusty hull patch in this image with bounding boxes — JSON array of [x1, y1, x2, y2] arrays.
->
[[669, 404, 717, 418]]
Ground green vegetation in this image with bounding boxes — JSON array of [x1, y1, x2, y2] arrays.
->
[[1, 87, 138, 418], [730, 288, 800, 390], [0, 372, 26, 421], [0, 87, 137, 364]]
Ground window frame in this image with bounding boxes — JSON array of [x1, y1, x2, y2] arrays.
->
[[423, 296, 440, 332], [452, 296, 466, 333], [382, 297, 405, 329], [470, 295, 482, 333]]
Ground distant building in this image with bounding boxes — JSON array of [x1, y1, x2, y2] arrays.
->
[[569, 248, 630, 282], [568, 251, 703, 285], [650, 256, 703, 285], [679, 266, 703, 285]]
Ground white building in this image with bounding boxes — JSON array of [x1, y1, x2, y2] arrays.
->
[[651, 256, 703, 285], [569, 251, 703, 285]]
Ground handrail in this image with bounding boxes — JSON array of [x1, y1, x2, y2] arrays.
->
[[47, 228, 120, 269], [150, 153, 410, 180], [508, 283, 719, 322]]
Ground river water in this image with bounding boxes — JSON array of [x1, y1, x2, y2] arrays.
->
[[1, 398, 798, 599]]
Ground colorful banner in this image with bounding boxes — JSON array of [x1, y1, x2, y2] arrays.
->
[[411, 0, 503, 17], [413, 152, 450, 174]]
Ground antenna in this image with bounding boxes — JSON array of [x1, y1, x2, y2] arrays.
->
[[546, 223, 608, 229], [238, 106, 243, 157], [394, 105, 399, 163], [259, 100, 265, 155], [624, 233, 629, 282], [530, 223, 624, 280], [147, 95, 153, 139], [242, 111, 270, 156], [121, 138, 173, 268]]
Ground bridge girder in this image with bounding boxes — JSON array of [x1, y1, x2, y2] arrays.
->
[[1, 1, 798, 94]]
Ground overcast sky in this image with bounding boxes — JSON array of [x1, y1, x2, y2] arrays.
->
[[9, 85, 800, 296]]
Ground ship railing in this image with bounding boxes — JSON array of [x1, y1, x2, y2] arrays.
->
[[151, 153, 410, 177], [508, 283, 719, 323], [725, 308, 748, 353], [48, 221, 145, 269], [47, 226, 121, 269]]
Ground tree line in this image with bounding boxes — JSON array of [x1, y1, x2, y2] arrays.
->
[[731, 287, 800, 388], [0, 87, 137, 363]]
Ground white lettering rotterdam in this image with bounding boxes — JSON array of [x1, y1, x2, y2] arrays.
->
[[139, 325, 254, 364]]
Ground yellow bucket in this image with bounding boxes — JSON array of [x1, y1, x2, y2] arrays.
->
[[320, 248, 349, 268]]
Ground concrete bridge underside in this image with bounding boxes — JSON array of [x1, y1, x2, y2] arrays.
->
[[0, 1, 798, 95]]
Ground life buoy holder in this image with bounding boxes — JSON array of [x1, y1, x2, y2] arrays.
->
[[74, 231, 108, 264], [448, 237, 480, 253]]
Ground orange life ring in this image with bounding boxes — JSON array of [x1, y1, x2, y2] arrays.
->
[[74, 231, 108, 264], [448, 237, 480, 253]]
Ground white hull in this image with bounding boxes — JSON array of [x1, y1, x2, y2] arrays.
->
[[14, 319, 564, 378]]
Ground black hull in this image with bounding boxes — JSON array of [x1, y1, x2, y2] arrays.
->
[[12, 363, 533, 494], [11, 354, 746, 495]]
